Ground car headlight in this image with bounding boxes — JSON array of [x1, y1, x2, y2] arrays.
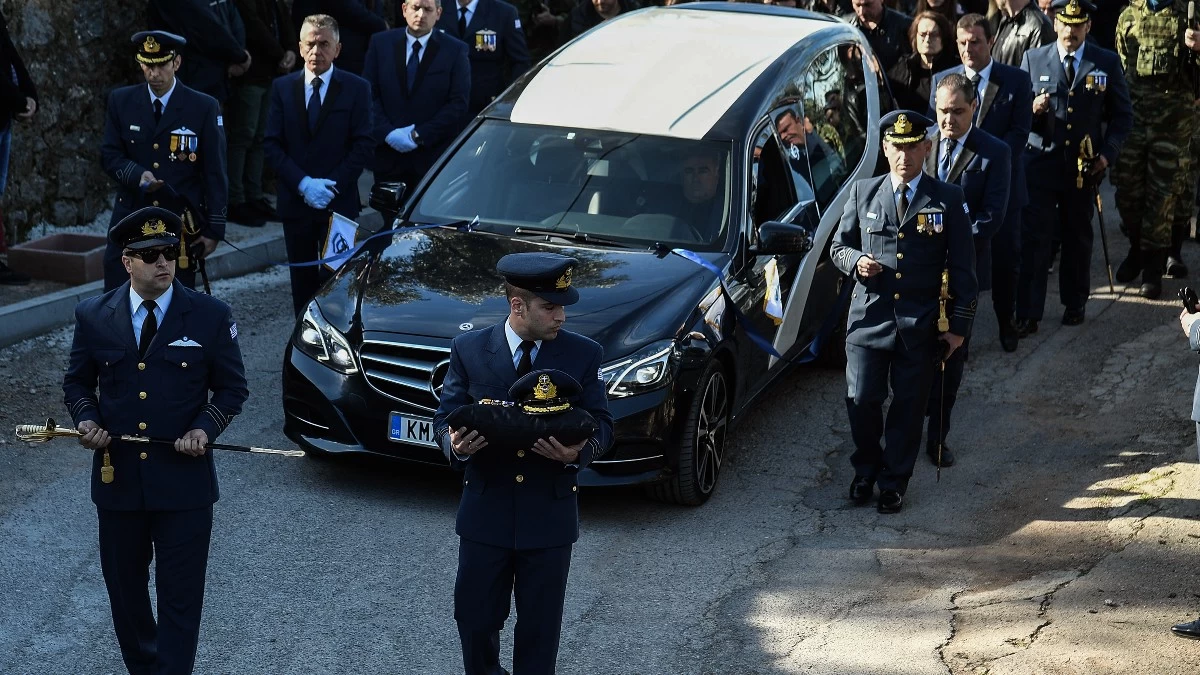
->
[[293, 301, 359, 375], [600, 340, 674, 398]]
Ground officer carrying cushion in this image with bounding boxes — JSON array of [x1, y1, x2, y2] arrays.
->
[[830, 110, 978, 514], [1113, 0, 1200, 298], [100, 31, 228, 293]]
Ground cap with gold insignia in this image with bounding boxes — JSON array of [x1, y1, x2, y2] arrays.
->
[[1051, 0, 1094, 24], [109, 206, 182, 250], [132, 30, 186, 66], [880, 110, 934, 145], [509, 369, 583, 415], [496, 252, 580, 305]]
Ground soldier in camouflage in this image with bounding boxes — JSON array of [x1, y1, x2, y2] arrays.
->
[[1170, 108, 1200, 275], [1113, 0, 1199, 299]]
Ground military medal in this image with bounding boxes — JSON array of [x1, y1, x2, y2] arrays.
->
[[169, 134, 179, 161], [931, 212, 943, 233], [917, 213, 928, 235], [475, 29, 497, 52]]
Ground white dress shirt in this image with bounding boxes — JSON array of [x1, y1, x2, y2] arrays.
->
[[405, 30, 434, 65], [304, 65, 335, 107], [130, 284, 174, 347]]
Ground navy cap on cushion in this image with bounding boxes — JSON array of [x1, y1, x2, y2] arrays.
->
[[109, 206, 183, 250], [496, 252, 580, 306], [132, 30, 186, 65], [879, 110, 935, 145]]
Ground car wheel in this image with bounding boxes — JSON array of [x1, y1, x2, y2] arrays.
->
[[647, 359, 730, 506]]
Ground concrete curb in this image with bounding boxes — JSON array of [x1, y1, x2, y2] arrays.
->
[[0, 209, 384, 348]]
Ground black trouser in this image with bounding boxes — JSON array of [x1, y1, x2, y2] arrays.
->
[[925, 335, 970, 449], [97, 506, 213, 675], [845, 340, 937, 494], [1018, 182, 1094, 320], [282, 214, 333, 317], [991, 210, 1021, 324], [455, 538, 573, 675]]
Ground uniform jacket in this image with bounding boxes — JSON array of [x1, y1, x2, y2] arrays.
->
[[924, 128, 1011, 291], [62, 280, 248, 512], [1021, 41, 1133, 188], [0, 11, 36, 126], [830, 173, 979, 350], [263, 67, 375, 220], [432, 325, 614, 550], [362, 28, 471, 181], [435, 0, 531, 114], [148, 0, 247, 103], [991, 3, 1055, 69], [293, 0, 388, 75], [100, 82, 228, 241]]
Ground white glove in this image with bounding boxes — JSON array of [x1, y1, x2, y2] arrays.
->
[[299, 176, 338, 210], [386, 125, 418, 153]]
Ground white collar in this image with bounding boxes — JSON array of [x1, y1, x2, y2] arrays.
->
[[305, 64, 335, 86], [504, 319, 542, 356], [147, 78, 178, 109], [1057, 41, 1085, 64], [406, 29, 434, 51], [941, 128, 971, 148], [963, 60, 993, 82], [130, 282, 174, 318], [457, 0, 480, 16], [890, 172, 923, 193]]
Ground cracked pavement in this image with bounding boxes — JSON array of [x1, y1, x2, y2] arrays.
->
[[3, 218, 1200, 672]]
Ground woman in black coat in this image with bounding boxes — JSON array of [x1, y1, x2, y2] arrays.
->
[[886, 11, 959, 112]]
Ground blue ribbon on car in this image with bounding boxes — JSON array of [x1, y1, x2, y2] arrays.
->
[[219, 220, 450, 268], [670, 248, 852, 364]]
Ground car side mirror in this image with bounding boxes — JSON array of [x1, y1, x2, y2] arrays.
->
[[753, 221, 813, 256], [369, 181, 407, 227]]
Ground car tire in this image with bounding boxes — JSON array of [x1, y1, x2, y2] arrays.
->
[[647, 359, 730, 506]]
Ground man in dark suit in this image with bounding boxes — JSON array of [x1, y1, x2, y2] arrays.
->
[[924, 75, 1010, 468], [264, 14, 375, 316], [363, 0, 471, 189], [292, 0, 389, 75], [433, 252, 614, 675], [436, 0, 531, 116], [843, 0, 912, 72], [1018, 0, 1132, 329], [148, 0, 252, 105], [100, 31, 228, 292], [0, 8, 37, 285], [931, 13, 1033, 352], [62, 206, 248, 675], [830, 110, 978, 514]]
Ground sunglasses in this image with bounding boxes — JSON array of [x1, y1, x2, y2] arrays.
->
[[125, 247, 180, 264]]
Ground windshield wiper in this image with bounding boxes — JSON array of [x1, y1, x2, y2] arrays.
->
[[511, 225, 633, 249]]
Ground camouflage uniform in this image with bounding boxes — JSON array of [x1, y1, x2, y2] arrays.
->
[[1172, 104, 1200, 265], [1113, 0, 1198, 287]]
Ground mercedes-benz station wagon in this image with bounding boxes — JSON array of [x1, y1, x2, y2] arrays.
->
[[282, 4, 893, 504]]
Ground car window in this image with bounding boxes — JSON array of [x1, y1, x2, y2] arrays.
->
[[411, 121, 732, 252], [749, 116, 803, 233]]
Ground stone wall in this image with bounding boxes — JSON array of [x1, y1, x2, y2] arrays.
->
[[2, 0, 144, 243]]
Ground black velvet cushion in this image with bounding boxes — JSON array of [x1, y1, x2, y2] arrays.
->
[[445, 369, 598, 452]]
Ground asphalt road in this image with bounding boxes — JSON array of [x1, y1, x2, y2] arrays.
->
[[4, 236, 1200, 674]]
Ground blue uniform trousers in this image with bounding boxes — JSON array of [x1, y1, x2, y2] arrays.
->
[[455, 539, 572, 675], [1018, 172, 1095, 320], [845, 340, 937, 493], [925, 336, 969, 448], [282, 214, 333, 317], [97, 506, 213, 675]]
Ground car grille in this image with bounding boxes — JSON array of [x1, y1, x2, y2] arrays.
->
[[359, 339, 452, 413]]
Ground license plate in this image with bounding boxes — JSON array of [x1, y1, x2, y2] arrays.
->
[[387, 412, 437, 448]]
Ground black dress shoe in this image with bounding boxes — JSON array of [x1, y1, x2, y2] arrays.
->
[[228, 202, 266, 227], [249, 197, 278, 220], [999, 328, 1018, 353], [877, 490, 903, 514], [1015, 319, 1038, 337], [1166, 255, 1189, 279], [1172, 617, 1200, 639], [927, 444, 955, 467], [1062, 307, 1085, 326], [849, 476, 874, 505]]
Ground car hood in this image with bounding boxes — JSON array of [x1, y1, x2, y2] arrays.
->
[[317, 229, 725, 362]]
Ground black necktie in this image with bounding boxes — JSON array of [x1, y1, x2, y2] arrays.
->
[[139, 300, 158, 357], [897, 182, 909, 219], [516, 340, 535, 377], [1064, 53, 1075, 85], [408, 42, 422, 94], [458, 6, 468, 36], [308, 76, 322, 132], [153, 99, 163, 124], [969, 73, 982, 122]]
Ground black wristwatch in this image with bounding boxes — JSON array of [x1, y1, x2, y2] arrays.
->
[[411, 129, 422, 146]]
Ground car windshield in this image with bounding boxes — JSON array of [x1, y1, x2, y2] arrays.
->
[[412, 121, 732, 251]]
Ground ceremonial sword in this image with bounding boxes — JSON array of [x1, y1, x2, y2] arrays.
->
[[14, 418, 304, 457]]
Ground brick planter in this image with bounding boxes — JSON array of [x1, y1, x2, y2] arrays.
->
[[8, 233, 108, 285]]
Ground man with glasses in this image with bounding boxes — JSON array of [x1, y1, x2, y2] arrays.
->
[[100, 31, 228, 292], [62, 206, 248, 675], [363, 0, 470, 190]]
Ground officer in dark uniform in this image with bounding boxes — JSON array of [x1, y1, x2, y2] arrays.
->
[[830, 110, 978, 514], [435, 0, 531, 116], [1017, 0, 1132, 330], [100, 31, 229, 293], [62, 207, 248, 675], [433, 252, 614, 675]]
